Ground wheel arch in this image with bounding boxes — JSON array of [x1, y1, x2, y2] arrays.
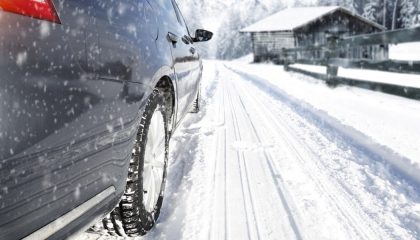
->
[[151, 66, 177, 134]]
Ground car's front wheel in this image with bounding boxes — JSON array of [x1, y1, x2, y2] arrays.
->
[[103, 89, 169, 237]]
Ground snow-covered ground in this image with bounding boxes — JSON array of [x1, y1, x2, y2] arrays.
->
[[290, 43, 420, 88], [390, 42, 420, 61], [290, 64, 420, 89], [290, 63, 326, 74], [79, 60, 420, 240]]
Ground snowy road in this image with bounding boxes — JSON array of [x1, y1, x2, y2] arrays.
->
[[79, 60, 420, 240]]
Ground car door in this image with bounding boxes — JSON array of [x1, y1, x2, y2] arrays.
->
[[91, 0, 159, 154], [168, 0, 200, 123]]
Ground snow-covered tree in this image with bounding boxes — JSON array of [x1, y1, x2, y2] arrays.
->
[[352, 0, 368, 14], [361, 0, 398, 29], [216, 0, 285, 59], [363, 2, 377, 21], [317, 0, 337, 6], [317, 0, 359, 13], [294, 0, 316, 7], [400, 0, 418, 27]]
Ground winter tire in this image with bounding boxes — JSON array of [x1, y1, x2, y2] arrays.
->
[[104, 89, 169, 237]]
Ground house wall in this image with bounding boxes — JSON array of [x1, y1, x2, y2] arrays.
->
[[293, 10, 388, 60], [252, 31, 295, 62]]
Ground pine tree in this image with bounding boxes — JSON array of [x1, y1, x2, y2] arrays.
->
[[294, 0, 311, 7], [317, 0, 340, 6], [353, 0, 368, 14], [344, 0, 357, 12], [316, 0, 362, 13], [362, 1, 379, 22], [361, 0, 396, 29], [400, 0, 418, 27]]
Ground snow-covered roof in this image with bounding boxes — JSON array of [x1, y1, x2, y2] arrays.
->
[[241, 6, 385, 33]]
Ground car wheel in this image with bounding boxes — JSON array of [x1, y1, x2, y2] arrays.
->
[[189, 89, 200, 113], [104, 89, 169, 237]]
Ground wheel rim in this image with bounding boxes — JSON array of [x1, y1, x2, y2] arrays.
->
[[142, 108, 166, 213]]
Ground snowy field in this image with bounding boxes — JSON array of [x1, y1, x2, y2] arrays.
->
[[79, 60, 420, 240]]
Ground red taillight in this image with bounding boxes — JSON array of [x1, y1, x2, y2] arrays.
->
[[0, 0, 60, 23]]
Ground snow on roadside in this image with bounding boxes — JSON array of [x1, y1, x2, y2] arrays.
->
[[289, 63, 420, 89], [338, 68, 420, 88], [290, 63, 326, 74], [143, 61, 221, 240], [227, 61, 420, 182], [390, 42, 420, 61], [235, 54, 254, 63]]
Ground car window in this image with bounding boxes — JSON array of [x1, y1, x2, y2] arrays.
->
[[152, 0, 178, 26], [171, 0, 184, 27], [171, 0, 191, 36]]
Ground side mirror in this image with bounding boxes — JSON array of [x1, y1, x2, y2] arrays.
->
[[193, 29, 213, 42]]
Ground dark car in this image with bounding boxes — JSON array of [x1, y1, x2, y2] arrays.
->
[[0, 0, 212, 238]]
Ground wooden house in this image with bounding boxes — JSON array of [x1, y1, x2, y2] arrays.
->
[[241, 7, 387, 63]]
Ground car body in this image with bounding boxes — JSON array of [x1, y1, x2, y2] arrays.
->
[[0, 0, 212, 239]]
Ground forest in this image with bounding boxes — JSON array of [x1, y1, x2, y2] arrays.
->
[[317, 0, 420, 30]]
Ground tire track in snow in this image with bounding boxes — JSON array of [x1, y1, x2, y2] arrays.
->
[[224, 64, 398, 240], [224, 69, 304, 240], [221, 63, 304, 239], [230, 66, 378, 239], [263, 107, 382, 240], [225, 78, 262, 240], [224, 77, 253, 240], [207, 72, 228, 240], [240, 107, 305, 240], [236, 88, 362, 238]]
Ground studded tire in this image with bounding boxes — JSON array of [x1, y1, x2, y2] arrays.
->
[[103, 89, 169, 237]]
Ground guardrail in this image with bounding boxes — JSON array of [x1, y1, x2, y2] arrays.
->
[[282, 26, 420, 100]]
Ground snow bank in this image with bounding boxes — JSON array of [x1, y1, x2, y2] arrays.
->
[[289, 64, 326, 74], [290, 63, 420, 89], [338, 68, 420, 88], [234, 54, 254, 63], [390, 42, 420, 61]]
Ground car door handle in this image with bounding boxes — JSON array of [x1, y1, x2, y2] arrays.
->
[[190, 47, 196, 55], [167, 32, 179, 43]]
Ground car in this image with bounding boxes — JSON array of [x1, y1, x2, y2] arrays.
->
[[0, 0, 212, 239]]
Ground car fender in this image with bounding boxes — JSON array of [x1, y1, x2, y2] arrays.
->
[[151, 65, 179, 131]]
